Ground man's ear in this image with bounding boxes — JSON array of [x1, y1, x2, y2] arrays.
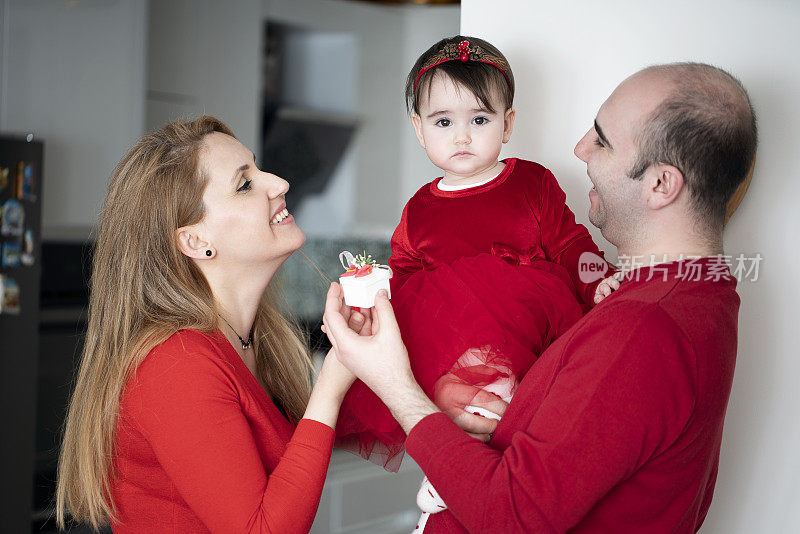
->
[[502, 108, 516, 143], [176, 225, 214, 259], [646, 164, 684, 210], [410, 113, 426, 149]]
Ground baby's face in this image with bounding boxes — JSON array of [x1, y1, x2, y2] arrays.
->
[[412, 73, 514, 185]]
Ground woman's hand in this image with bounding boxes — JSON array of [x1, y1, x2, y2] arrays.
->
[[303, 348, 356, 429], [322, 283, 439, 434], [314, 299, 372, 400], [316, 348, 356, 400], [302, 290, 374, 428], [323, 295, 374, 337], [345, 307, 373, 337]]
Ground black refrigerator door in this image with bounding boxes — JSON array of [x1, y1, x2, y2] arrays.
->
[[0, 135, 43, 532]]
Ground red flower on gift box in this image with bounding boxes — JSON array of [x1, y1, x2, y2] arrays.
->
[[341, 265, 374, 278]]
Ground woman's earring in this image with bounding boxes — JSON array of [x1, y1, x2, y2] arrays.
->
[[205, 250, 212, 257]]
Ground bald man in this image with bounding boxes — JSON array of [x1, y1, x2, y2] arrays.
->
[[323, 63, 757, 533]]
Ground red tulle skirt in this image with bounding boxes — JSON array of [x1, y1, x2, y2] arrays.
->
[[335, 250, 583, 471]]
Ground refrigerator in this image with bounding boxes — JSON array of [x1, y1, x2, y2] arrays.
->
[[0, 134, 43, 531]]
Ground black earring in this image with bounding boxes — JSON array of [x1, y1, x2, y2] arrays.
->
[[205, 250, 212, 257]]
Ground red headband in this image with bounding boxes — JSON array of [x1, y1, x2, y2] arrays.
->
[[413, 40, 512, 93]]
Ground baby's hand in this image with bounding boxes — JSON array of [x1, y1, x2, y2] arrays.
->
[[594, 271, 623, 304], [433, 373, 508, 442]]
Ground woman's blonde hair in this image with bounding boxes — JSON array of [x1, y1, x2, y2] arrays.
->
[[55, 115, 313, 529]]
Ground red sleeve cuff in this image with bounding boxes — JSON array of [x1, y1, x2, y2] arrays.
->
[[405, 412, 466, 472], [296, 418, 336, 450]]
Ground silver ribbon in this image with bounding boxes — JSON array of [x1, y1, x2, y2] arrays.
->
[[338, 250, 392, 277]]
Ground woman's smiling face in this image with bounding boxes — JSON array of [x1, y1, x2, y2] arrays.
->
[[197, 132, 305, 269]]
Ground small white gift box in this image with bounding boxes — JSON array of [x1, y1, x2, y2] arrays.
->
[[338, 251, 392, 308]]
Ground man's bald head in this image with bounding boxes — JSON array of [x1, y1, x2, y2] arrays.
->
[[627, 63, 757, 228]]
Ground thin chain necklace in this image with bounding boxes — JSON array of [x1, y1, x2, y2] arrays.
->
[[218, 314, 253, 350]]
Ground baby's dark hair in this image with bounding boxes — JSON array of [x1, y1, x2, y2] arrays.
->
[[405, 35, 515, 115]]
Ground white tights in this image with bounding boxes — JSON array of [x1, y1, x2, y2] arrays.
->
[[413, 396, 507, 532]]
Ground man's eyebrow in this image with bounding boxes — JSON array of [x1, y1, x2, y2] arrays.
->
[[594, 119, 613, 148]]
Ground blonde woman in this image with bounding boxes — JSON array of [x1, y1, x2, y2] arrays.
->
[[56, 116, 366, 532]]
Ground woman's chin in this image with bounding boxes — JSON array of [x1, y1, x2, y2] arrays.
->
[[290, 227, 307, 251], [275, 229, 307, 263]]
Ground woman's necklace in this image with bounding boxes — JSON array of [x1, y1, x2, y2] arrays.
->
[[218, 314, 253, 350]]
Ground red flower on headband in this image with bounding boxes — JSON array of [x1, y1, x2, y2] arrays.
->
[[457, 40, 471, 62], [413, 39, 512, 92]]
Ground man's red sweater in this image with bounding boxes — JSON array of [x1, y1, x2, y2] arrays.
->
[[406, 258, 739, 533], [111, 329, 334, 533]]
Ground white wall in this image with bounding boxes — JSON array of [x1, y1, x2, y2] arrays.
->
[[0, 0, 147, 237], [461, 0, 800, 531]]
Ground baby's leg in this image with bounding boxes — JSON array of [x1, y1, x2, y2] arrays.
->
[[453, 345, 518, 401], [464, 399, 505, 421], [416, 364, 514, 523], [413, 476, 445, 532], [416, 476, 446, 513]]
